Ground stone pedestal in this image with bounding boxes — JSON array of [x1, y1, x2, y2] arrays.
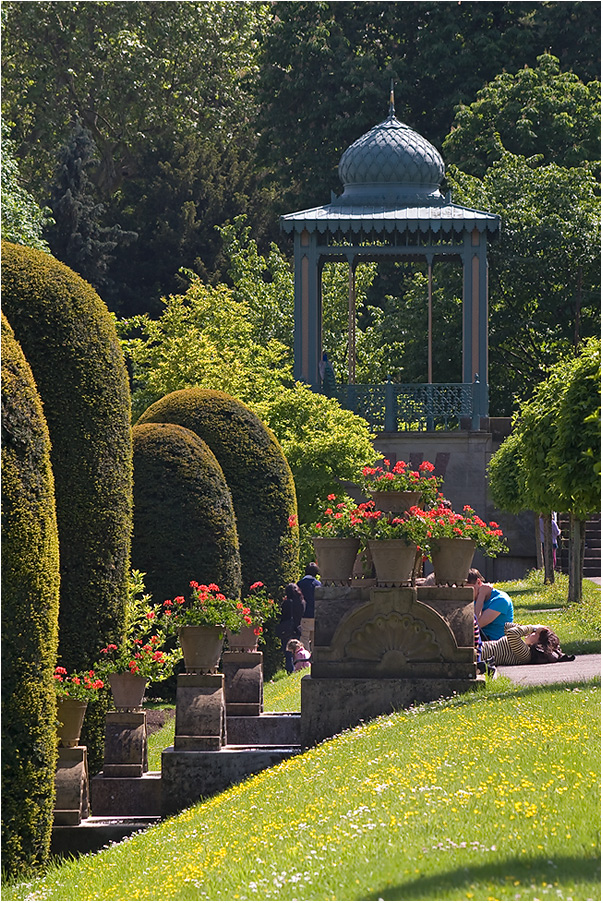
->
[[222, 651, 263, 716], [301, 584, 482, 747], [53, 747, 89, 826], [174, 673, 226, 751], [103, 711, 148, 777]]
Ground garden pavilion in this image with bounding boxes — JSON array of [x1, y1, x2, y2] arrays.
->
[[281, 90, 501, 431]]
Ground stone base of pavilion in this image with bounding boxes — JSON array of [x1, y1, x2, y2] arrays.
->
[[301, 584, 483, 748]]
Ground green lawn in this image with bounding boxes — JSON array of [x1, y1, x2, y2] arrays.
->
[[3, 571, 599, 901], [4, 679, 599, 901]]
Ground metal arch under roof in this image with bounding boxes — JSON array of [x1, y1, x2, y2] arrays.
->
[[280, 200, 500, 236]]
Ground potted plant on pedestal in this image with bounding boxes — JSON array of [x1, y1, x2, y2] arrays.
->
[[361, 459, 442, 513], [54, 667, 105, 747], [227, 582, 276, 651], [407, 502, 508, 585], [94, 570, 178, 710], [310, 494, 364, 583], [163, 582, 252, 673], [357, 501, 421, 585]]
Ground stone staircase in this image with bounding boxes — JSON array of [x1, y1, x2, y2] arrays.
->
[[556, 513, 601, 578]]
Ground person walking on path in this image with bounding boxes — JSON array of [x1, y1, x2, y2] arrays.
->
[[298, 562, 321, 651]]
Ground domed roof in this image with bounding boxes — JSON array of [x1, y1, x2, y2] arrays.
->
[[336, 106, 445, 206]]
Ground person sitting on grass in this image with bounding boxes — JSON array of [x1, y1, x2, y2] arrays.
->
[[286, 638, 311, 671], [466, 568, 513, 641]]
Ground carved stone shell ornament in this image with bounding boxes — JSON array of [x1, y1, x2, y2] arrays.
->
[[344, 612, 443, 668]]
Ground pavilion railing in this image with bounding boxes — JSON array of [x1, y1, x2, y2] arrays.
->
[[330, 380, 486, 432]]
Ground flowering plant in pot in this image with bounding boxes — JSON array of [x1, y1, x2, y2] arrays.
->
[[94, 570, 178, 683], [226, 581, 276, 651], [54, 666, 104, 746], [357, 500, 421, 543], [407, 503, 508, 557], [164, 582, 250, 632], [53, 667, 105, 702], [361, 459, 442, 508], [309, 494, 364, 538]]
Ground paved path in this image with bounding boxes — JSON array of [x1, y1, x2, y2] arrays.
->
[[498, 654, 600, 686]]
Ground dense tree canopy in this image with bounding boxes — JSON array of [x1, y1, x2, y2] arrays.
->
[[443, 52, 601, 176], [2, 0, 600, 412]]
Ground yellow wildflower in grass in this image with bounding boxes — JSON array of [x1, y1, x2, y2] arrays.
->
[[1, 682, 599, 901]]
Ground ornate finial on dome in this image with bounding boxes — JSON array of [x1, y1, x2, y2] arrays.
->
[[389, 79, 395, 117]]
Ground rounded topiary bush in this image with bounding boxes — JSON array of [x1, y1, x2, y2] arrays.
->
[[1, 313, 60, 877], [1, 241, 132, 671], [132, 422, 241, 604], [137, 388, 299, 598]]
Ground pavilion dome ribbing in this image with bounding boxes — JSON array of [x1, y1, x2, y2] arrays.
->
[[336, 111, 445, 206]]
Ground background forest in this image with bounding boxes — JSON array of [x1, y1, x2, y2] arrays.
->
[[2, 0, 600, 416]]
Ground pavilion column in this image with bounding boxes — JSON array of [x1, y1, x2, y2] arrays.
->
[[462, 228, 489, 421], [293, 228, 322, 389]]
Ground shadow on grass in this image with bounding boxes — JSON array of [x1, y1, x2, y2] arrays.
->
[[366, 854, 601, 901]]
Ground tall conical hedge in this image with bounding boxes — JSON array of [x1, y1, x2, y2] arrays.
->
[[1, 314, 60, 877], [132, 422, 241, 603], [137, 388, 299, 596], [1, 242, 132, 671]]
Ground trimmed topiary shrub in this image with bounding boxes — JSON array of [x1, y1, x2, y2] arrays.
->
[[1, 241, 132, 672], [1, 313, 60, 877], [137, 388, 299, 598], [132, 421, 241, 604]]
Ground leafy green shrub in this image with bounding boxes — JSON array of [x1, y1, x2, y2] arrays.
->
[[131, 422, 241, 604], [137, 388, 299, 596], [1, 242, 133, 672], [1, 314, 60, 877]]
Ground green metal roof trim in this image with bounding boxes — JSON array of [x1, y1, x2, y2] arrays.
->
[[281, 97, 501, 238], [280, 202, 501, 236]]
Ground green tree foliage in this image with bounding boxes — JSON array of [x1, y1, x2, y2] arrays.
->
[[488, 340, 601, 601], [136, 389, 299, 598], [46, 120, 136, 297], [443, 53, 601, 176], [131, 421, 241, 603], [487, 429, 527, 516], [1, 314, 60, 877], [1, 1, 271, 197], [254, 383, 377, 526], [550, 337, 601, 520], [1, 1, 274, 316], [448, 153, 600, 412], [120, 275, 291, 422], [1, 120, 53, 251], [1, 243, 133, 673], [256, 1, 601, 212]]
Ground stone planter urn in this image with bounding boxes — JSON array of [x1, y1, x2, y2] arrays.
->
[[107, 672, 148, 711], [369, 490, 422, 514], [312, 537, 360, 584], [226, 624, 260, 652], [430, 537, 476, 585], [178, 625, 224, 674], [368, 539, 417, 585], [56, 698, 88, 748]]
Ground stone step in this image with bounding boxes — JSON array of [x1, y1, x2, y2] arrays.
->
[[226, 712, 301, 746], [51, 816, 160, 858]]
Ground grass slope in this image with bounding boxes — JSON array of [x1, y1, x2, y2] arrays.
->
[[4, 680, 600, 901]]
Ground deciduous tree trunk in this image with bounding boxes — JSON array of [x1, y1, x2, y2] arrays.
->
[[542, 512, 555, 585], [567, 513, 585, 603]]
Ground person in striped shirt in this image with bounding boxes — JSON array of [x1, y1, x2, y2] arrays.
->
[[481, 623, 551, 665]]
